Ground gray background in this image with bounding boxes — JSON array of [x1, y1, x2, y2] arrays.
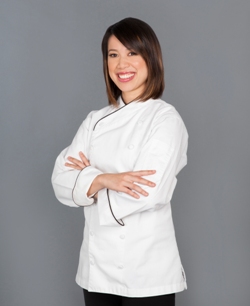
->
[[1, 1, 249, 305]]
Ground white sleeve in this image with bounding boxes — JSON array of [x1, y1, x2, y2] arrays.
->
[[97, 116, 188, 226], [51, 112, 103, 207]]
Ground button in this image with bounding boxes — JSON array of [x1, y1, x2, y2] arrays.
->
[[138, 120, 143, 126], [120, 234, 125, 239], [90, 231, 94, 237], [118, 264, 124, 269], [90, 260, 95, 266], [128, 144, 134, 150]]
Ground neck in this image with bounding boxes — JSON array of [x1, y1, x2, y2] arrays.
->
[[122, 93, 139, 104]]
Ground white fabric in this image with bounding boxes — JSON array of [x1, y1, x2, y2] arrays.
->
[[51, 97, 188, 297]]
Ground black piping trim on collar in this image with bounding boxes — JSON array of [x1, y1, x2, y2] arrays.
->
[[93, 103, 128, 131], [107, 189, 125, 226]]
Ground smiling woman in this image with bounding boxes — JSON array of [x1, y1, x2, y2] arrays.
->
[[107, 35, 148, 104], [52, 17, 188, 306], [101, 17, 164, 105]]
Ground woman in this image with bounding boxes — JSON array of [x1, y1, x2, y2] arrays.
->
[[52, 17, 188, 306]]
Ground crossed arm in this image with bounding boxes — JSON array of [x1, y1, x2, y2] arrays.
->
[[65, 151, 156, 200]]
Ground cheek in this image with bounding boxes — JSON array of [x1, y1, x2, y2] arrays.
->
[[107, 64, 116, 81], [107, 66, 117, 84], [135, 60, 148, 76], [142, 62, 148, 79], [107, 60, 115, 72], [140, 65, 148, 80]]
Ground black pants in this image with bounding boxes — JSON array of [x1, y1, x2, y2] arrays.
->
[[83, 289, 175, 306]]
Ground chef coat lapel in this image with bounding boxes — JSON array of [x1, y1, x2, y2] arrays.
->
[[93, 97, 145, 131]]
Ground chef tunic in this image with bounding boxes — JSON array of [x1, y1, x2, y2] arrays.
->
[[51, 96, 188, 297]]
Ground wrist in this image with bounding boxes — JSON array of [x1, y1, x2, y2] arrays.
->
[[96, 173, 106, 190], [87, 174, 105, 197]]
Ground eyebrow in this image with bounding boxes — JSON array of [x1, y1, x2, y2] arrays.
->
[[108, 47, 132, 53]]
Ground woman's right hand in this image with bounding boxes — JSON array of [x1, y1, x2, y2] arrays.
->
[[89, 170, 156, 199]]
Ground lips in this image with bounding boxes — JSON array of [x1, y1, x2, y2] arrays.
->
[[117, 72, 135, 82]]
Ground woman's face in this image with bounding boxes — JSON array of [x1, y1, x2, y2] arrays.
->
[[107, 35, 148, 104]]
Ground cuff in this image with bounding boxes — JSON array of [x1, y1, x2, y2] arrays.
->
[[97, 188, 124, 226], [72, 166, 103, 206]]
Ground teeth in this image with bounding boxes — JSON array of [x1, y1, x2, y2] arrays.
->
[[118, 73, 134, 79]]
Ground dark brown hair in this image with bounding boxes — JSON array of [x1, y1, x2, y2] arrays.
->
[[102, 17, 165, 106]]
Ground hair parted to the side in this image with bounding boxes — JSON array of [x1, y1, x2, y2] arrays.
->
[[101, 17, 165, 106]]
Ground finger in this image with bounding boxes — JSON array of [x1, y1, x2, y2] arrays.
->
[[123, 187, 140, 199], [133, 177, 156, 187], [126, 182, 149, 197], [124, 174, 156, 187], [79, 152, 90, 166], [67, 156, 85, 168], [130, 170, 156, 176], [66, 157, 85, 170], [65, 162, 82, 170]]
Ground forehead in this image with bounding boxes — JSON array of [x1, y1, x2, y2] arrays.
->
[[108, 35, 130, 51]]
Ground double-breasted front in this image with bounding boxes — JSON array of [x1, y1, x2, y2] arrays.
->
[[52, 97, 188, 297]]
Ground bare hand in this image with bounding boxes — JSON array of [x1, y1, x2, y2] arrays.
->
[[65, 152, 90, 170], [97, 170, 156, 199]]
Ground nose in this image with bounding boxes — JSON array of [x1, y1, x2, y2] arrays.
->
[[117, 56, 129, 69]]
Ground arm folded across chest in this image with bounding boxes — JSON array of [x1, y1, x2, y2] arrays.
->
[[51, 112, 188, 227], [97, 116, 188, 226], [51, 111, 103, 207]]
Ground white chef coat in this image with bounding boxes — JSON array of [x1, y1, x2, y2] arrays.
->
[[52, 96, 188, 297]]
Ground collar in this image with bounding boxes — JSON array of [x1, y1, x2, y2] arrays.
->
[[117, 96, 139, 108]]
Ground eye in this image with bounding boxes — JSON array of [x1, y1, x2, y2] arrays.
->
[[108, 53, 118, 58], [128, 51, 138, 56]]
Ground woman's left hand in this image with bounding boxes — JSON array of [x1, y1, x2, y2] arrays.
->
[[65, 151, 90, 170]]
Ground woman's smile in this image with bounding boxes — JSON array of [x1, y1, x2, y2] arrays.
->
[[117, 72, 135, 82]]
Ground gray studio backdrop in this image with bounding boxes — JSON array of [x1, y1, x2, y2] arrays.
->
[[1, 1, 250, 306]]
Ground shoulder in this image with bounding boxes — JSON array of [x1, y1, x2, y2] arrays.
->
[[145, 98, 185, 124], [85, 104, 115, 120], [145, 99, 188, 138], [80, 104, 116, 130]]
